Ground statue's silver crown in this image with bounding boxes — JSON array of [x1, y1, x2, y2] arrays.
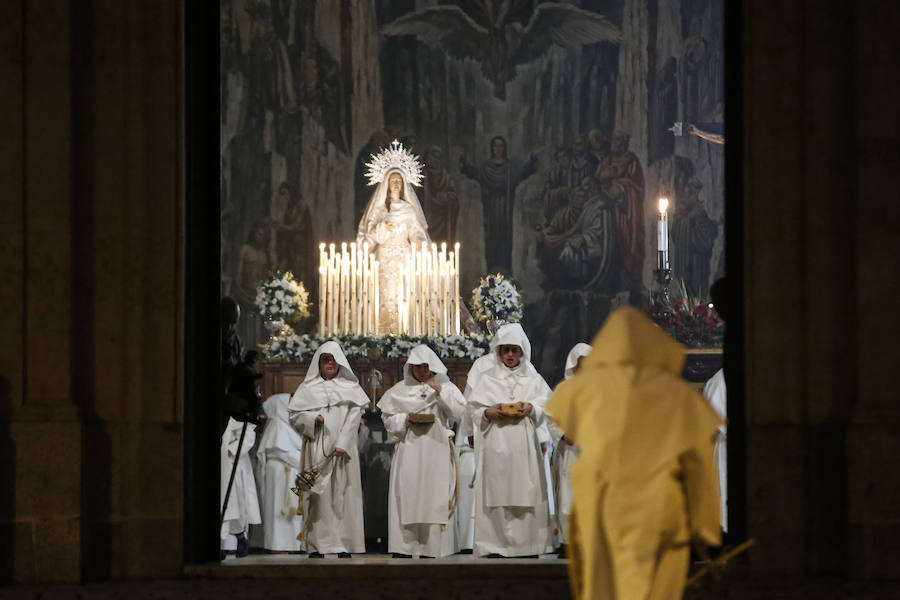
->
[[365, 139, 424, 187]]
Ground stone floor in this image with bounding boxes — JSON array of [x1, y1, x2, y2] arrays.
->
[[2, 557, 900, 599]]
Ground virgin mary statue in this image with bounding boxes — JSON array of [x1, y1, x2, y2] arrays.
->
[[357, 140, 431, 334]]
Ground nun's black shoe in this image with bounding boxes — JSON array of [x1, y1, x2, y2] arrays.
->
[[235, 532, 249, 558], [308, 552, 325, 558], [338, 552, 352, 558]]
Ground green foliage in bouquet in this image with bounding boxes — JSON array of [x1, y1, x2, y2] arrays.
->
[[646, 280, 724, 347]]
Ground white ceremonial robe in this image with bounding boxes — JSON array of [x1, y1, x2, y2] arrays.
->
[[288, 341, 368, 555], [221, 418, 262, 542], [703, 368, 728, 532], [551, 437, 578, 543], [454, 411, 476, 551], [468, 325, 554, 557], [379, 346, 466, 557], [256, 393, 303, 551], [548, 342, 592, 545], [454, 349, 500, 551]]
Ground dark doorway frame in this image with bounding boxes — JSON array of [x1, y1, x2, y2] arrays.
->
[[183, 1, 223, 565], [181, 0, 746, 566]]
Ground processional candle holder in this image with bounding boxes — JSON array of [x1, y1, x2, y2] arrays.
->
[[655, 197, 673, 304], [654, 256, 673, 305]]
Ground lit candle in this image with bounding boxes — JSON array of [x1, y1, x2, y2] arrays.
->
[[318, 243, 326, 338], [350, 243, 357, 333], [658, 197, 669, 269], [454, 243, 461, 334], [342, 252, 349, 334], [373, 259, 380, 334]]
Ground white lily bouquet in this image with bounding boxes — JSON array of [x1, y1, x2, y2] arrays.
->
[[470, 273, 524, 328], [254, 271, 311, 325]]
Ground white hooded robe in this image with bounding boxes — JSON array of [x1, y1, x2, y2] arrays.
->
[[255, 393, 303, 551], [378, 345, 466, 557], [288, 341, 369, 554], [221, 417, 262, 543], [468, 324, 555, 557], [703, 368, 728, 532], [549, 342, 592, 545]]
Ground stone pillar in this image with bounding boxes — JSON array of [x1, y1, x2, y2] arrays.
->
[[0, 0, 183, 583], [0, 0, 82, 583]]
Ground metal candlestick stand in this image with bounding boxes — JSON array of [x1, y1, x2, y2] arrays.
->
[[654, 250, 673, 304]]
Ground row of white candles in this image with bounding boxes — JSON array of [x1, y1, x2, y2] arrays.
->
[[318, 242, 379, 337], [317, 240, 461, 337], [657, 197, 670, 269], [398, 241, 461, 336]]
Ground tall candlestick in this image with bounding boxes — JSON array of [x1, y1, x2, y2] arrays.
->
[[658, 197, 669, 269], [454, 243, 461, 334], [373, 260, 380, 335], [350, 243, 357, 333], [318, 243, 326, 337]]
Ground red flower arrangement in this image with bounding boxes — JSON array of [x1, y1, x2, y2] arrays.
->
[[646, 282, 724, 348]]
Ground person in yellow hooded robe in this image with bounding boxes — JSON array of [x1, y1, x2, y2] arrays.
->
[[547, 307, 722, 600]]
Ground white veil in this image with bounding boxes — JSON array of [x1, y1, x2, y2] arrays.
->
[[356, 168, 430, 247]]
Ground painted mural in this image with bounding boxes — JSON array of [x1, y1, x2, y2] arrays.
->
[[220, 0, 725, 384]]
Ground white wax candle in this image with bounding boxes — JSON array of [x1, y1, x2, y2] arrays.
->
[[658, 198, 669, 253], [350, 243, 357, 333], [318, 266, 325, 338], [454, 243, 460, 334], [374, 260, 380, 334]]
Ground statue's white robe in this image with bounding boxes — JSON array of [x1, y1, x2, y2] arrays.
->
[[288, 342, 368, 555], [220, 418, 262, 542], [379, 346, 466, 557], [468, 325, 554, 557], [255, 393, 303, 551]]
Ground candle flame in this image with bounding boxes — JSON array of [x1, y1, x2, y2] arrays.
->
[[658, 197, 669, 215]]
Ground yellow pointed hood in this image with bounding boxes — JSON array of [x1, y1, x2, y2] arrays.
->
[[582, 306, 685, 376]]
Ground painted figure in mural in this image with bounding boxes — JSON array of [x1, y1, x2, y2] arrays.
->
[[357, 151, 430, 333], [539, 177, 618, 293], [541, 147, 575, 226], [569, 135, 599, 191], [460, 136, 537, 274], [588, 129, 611, 165], [273, 183, 316, 304], [381, 2, 620, 101], [671, 177, 718, 297], [235, 220, 271, 348], [596, 131, 645, 287], [683, 16, 709, 125], [424, 146, 460, 245], [650, 57, 678, 164]]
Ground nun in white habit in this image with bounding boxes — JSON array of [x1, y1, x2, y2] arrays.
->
[[549, 342, 592, 549], [255, 393, 303, 552], [288, 341, 369, 556], [378, 345, 467, 557], [453, 335, 499, 552], [468, 323, 555, 557], [221, 417, 262, 555]]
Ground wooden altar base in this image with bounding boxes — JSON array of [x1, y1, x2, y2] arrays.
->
[[260, 357, 476, 401]]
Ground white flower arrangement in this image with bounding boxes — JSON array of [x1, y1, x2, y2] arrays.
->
[[260, 332, 489, 362], [254, 271, 311, 323], [470, 273, 524, 325]]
